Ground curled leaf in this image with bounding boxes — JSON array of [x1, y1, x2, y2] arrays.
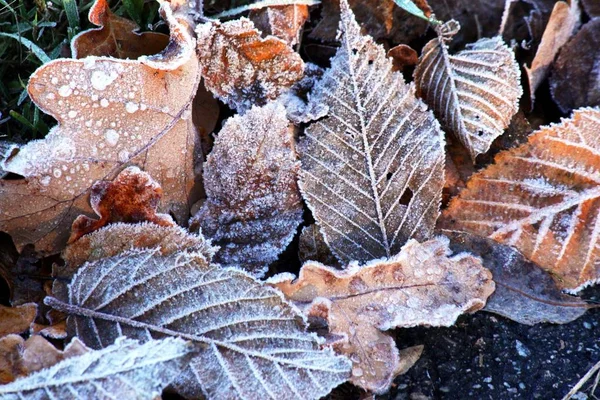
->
[[249, 4, 309, 46]]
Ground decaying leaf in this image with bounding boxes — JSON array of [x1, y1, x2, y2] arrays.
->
[[46, 234, 351, 399], [71, 0, 169, 59], [0, 337, 194, 399], [68, 166, 174, 243], [0, 335, 27, 384], [524, 0, 580, 106], [196, 18, 305, 111], [0, 303, 37, 336], [444, 230, 589, 324], [387, 44, 419, 72], [414, 20, 522, 160], [298, 224, 340, 267], [269, 237, 495, 393], [582, 0, 600, 17], [190, 101, 303, 276], [249, 4, 309, 46], [550, 18, 600, 113], [442, 107, 600, 293], [299, 0, 445, 264], [0, 2, 201, 254]]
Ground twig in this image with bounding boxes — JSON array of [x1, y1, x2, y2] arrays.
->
[[562, 360, 600, 400]]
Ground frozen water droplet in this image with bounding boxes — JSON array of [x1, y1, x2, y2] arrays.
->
[[40, 175, 51, 186], [58, 85, 72, 97], [65, 175, 72, 182], [104, 129, 120, 146], [51, 77, 58, 85], [68, 110, 78, 119], [352, 368, 363, 377], [100, 98, 109, 107], [118, 150, 129, 162], [91, 94, 99, 101], [91, 70, 117, 90], [46, 93, 55, 100], [140, 103, 147, 111], [350, 354, 361, 363], [53, 169, 62, 178], [125, 102, 139, 113], [82, 163, 90, 172], [85, 120, 92, 128]]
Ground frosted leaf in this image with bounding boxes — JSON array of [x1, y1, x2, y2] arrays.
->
[[196, 18, 305, 112], [442, 107, 600, 293], [190, 101, 303, 277], [298, 224, 339, 267], [270, 237, 494, 393], [413, 20, 522, 160], [298, 0, 445, 264], [249, 4, 309, 47], [0, 1, 201, 254], [45, 241, 351, 399], [0, 303, 37, 336], [0, 337, 194, 400]]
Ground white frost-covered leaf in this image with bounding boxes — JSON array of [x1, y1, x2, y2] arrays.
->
[[0, 337, 194, 400], [298, 0, 445, 264]]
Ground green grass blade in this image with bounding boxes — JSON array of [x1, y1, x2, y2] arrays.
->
[[62, 0, 80, 31], [393, 0, 442, 25], [0, 32, 51, 63]]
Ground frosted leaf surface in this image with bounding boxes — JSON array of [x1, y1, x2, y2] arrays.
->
[[442, 107, 600, 292], [191, 101, 303, 277], [0, 337, 194, 400], [270, 237, 495, 393], [249, 4, 309, 46], [298, 224, 339, 267], [413, 20, 522, 160], [298, 0, 445, 264], [196, 18, 305, 112], [46, 240, 351, 399], [0, 1, 201, 254]]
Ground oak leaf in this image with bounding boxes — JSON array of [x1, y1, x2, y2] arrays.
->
[[190, 101, 303, 277], [442, 107, 600, 292], [71, 0, 169, 59], [299, 0, 445, 264], [444, 230, 589, 324], [269, 237, 495, 393], [0, 2, 201, 254], [249, 4, 309, 47], [414, 20, 522, 160], [0, 303, 37, 336], [0, 337, 194, 399], [196, 18, 305, 111]]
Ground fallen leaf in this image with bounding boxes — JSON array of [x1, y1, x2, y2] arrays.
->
[[196, 17, 305, 111], [299, 0, 445, 264], [442, 107, 600, 293], [68, 166, 175, 243], [413, 20, 522, 160], [269, 237, 494, 393], [0, 335, 27, 384], [549, 18, 600, 113], [444, 230, 589, 324], [524, 0, 580, 106], [387, 44, 419, 72], [0, 1, 201, 254], [298, 224, 340, 267], [0, 337, 194, 399], [71, 0, 169, 59], [190, 101, 303, 277], [46, 233, 351, 399], [31, 321, 67, 339], [249, 4, 309, 46], [582, 0, 600, 17], [0, 303, 37, 336], [192, 80, 220, 160]]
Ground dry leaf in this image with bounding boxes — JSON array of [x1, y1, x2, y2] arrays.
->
[[414, 20, 522, 160], [192, 80, 220, 160], [442, 107, 600, 293], [0, 2, 201, 254], [524, 0, 580, 106], [249, 4, 309, 46], [298, 224, 340, 267], [0, 303, 37, 336], [71, 0, 169, 59], [46, 232, 351, 399], [444, 230, 589, 324], [387, 44, 419, 72], [68, 166, 175, 243], [0, 337, 194, 399], [0, 335, 27, 384], [582, 0, 600, 17], [549, 18, 600, 113], [299, 0, 445, 264], [269, 237, 495, 393], [196, 18, 305, 111], [190, 101, 303, 277]]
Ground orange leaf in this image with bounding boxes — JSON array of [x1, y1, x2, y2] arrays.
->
[[249, 4, 309, 47], [0, 303, 37, 336]]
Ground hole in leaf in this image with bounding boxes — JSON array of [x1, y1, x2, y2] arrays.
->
[[352, 48, 358, 55], [399, 187, 413, 206], [368, 59, 374, 65], [386, 172, 393, 181], [478, 130, 484, 136], [2, 172, 25, 180]]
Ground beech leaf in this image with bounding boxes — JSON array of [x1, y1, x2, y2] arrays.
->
[[0, 337, 194, 400], [269, 237, 495, 393], [190, 101, 303, 277], [298, 0, 445, 264], [0, 2, 201, 254], [196, 18, 305, 111], [442, 107, 600, 293], [414, 20, 522, 160]]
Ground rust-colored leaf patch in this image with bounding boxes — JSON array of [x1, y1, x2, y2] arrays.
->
[[0, 303, 37, 336], [249, 4, 309, 46]]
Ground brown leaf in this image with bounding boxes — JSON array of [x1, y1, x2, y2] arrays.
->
[[18, 335, 89, 377], [196, 18, 305, 111], [0, 2, 201, 254], [387, 44, 419, 72], [269, 237, 494, 393], [190, 101, 303, 276], [414, 20, 522, 160], [71, 0, 169, 59], [550, 18, 600, 113], [0, 335, 27, 384], [524, 0, 580, 107], [68, 166, 174, 243], [298, 224, 340, 267], [0, 303, 37, 336], [441, 107, 600, 292], [249, 4, 309, 46], [444, 230, 589, 324], [582, 0, 600, 17], [192, 80, 220, 161]]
